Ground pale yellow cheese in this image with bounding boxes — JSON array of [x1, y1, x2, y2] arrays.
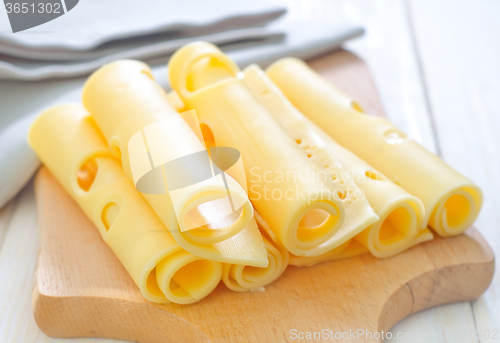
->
[[267, 58, 483, 237], [289, 228, 433, 267], [28, 104, 224, 304], [82, 60, 268, 267], [222, 212, 289, 292], [243, 65, 433, 260], [289, 239, 367, 267], [169, 42, 351, 257]]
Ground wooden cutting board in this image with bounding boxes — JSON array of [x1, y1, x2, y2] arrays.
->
[[32, 50, 494, 343]]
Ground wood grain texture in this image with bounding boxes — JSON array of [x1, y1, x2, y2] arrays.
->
[[32, 50, 494, 343], [0, 182, 43, 343]]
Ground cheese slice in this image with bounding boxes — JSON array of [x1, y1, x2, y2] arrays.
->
[[243, 65, 433, 260], [267, 58, 483, 237], [82, 60, 267, 267], [289, 228, 433, 267], [243, 65, 384, 250], [168, 42, 349, 257], [28, 104, 224, 304], [222, 212, 289, 292], [289, 239, 367, 267]]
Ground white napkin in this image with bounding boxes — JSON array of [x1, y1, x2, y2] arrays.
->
[[0, 0, 285, 51], [0, 11, 363, 208], [0, 0, 286, 80], [0, 27, 286, 80]]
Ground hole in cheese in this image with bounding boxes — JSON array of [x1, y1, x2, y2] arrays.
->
[[337, 190, 346, 200], [351, 100, 364, 113], [101, 202, 120, 231], [365, 170, 386, 181], [77, 158, 98, 191], [383, 129, 408, 145]]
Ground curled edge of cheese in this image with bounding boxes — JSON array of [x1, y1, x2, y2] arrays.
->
[[289, 228, 433, 267], [168, 42, 348, 257], [222, 212, 289, 292], [266, 58, 483, 237], [289, 239, 367, 267], [243, 64, 433, 259], [28, 104, 224, 304], [82, 60, 269, 267]]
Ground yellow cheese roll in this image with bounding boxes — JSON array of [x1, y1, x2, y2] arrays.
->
[[267, 58, 482, 237]]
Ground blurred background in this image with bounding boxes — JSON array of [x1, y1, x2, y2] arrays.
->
[[0, 1, 499, 342]]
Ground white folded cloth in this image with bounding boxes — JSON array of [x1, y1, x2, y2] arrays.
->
[[0, 0, 286, 80], [0, 27, 285, 80], [0, 0, 285, 53], [0, 0, 364, 208]]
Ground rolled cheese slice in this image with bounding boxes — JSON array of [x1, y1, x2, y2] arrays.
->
[[243, 65, 433, 259], [267, 58, 483, 237], [222, 212, 289, 292], [82, 60, 267, 266], [28, 104, 224, 304], [169, 42, 347, 257]]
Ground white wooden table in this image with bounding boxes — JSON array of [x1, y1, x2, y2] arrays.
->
[[0, 0, 499, 342]]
